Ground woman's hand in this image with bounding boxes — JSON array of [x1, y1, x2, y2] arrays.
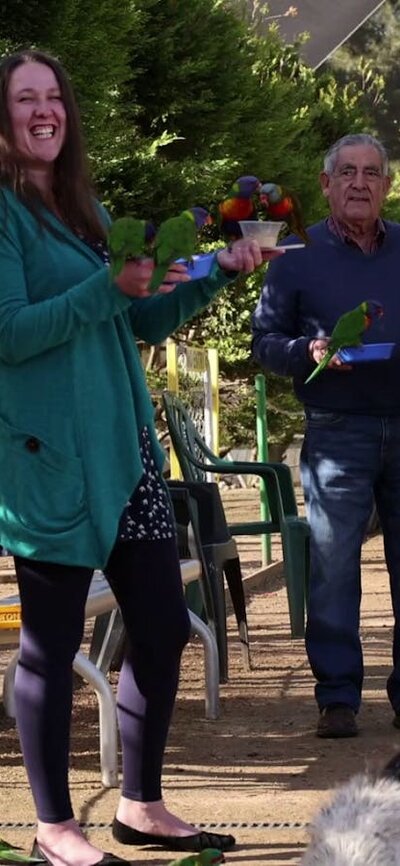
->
[[216, 238, 285, 274], [114, 259, 190, 297]]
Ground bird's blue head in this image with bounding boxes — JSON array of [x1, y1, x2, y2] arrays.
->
[[234, 175, 261, 198], [259, 182, 282, 205], [190, 206, 213, 229]]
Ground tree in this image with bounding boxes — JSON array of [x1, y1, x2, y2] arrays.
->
[[0, 0, 134, 173], [325, 1, 400, 159], [0, 0, 62, 46]]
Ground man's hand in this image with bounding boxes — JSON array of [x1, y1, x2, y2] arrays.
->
[[308, 338, 352, 370]]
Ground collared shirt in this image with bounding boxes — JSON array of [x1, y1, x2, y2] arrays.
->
[[327, 215, 386, 254]]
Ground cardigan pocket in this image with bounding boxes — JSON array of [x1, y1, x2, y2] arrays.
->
[[0, 415, 87, 534]]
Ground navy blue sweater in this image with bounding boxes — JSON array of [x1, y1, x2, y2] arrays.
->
[[251, 219, 400, 415]]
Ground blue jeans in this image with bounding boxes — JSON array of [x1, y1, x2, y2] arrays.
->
[[301, 409, 400, 713]]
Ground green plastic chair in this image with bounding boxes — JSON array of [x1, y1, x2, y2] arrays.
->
[[162, 390, 310, 638]]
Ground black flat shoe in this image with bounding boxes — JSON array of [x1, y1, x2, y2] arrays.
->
[[31, 839, 130, 865], [112, 817, 235, 852]]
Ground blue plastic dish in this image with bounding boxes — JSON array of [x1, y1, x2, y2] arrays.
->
[[175, 252, 215, 280], [337, 342, 395, 363]]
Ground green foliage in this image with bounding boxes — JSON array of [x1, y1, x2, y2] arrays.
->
[[326, 0, 399, 156], [48, 0, 133, 162], [127, 0, 251, 158], [383, 161, 400, 222], [218, 373, 304, 453], [188, 264, 263, 365], [0, 0, 62, 45]]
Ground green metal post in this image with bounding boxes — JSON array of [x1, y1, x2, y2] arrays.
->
[[255, 374, 271, 565]]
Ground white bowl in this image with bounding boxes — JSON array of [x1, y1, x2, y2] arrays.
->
[[239, 220, 285, 248]]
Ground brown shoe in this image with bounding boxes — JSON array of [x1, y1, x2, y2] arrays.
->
[[317, 704, 358, 738]]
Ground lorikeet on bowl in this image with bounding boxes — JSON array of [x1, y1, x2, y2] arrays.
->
[[218, 175, 261, 241], [259, 182, 309, 245]]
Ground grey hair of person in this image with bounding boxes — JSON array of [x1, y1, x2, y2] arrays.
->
[[323, 134, 390, 177], [301, 751, 400, 866]]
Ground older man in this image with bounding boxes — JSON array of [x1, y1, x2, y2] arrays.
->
[[252, 133, 400, 738]]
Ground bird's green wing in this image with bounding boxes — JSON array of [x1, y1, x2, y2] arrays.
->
[[0, 840, 44, 863], [304, 346, 335, 384], [108, 217, 147, 278], [330, 305, 366, 350], [149, 211, 197, 293], [305, 304, 367, 384], [198, 848, 225, 865], [156, 212, 197, 262], [166, 849, 225, 866]]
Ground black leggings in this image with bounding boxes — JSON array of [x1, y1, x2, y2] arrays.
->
[[14, 538, 191, 823]]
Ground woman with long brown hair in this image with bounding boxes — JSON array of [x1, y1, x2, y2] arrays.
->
[[0, 49, 282, 866]]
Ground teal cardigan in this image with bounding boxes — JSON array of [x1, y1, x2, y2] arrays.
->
[[0, 189, 233, 567]]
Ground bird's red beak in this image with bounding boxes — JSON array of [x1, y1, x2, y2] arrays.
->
[[260, 194, 269, 206], [205, 214, 213, 225]]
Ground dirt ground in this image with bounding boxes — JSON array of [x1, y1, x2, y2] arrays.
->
[[0, 489, 399, 866]]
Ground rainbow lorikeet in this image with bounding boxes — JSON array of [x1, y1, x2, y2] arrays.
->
[[259, 182, 309, 245], [168, 849, 225, 866], [218, 175, 261, 241], [0, 839, 44, 862], [107, 217, 156, 279], [149, 206, 212, 293], [305, 299, 384, 384]]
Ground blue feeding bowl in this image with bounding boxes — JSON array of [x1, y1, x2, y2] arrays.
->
[[175, 252, 215, 280], [337, 342, 396, 363]]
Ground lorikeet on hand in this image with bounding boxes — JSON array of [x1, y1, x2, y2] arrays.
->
[[149, 206, 212, 293], [168, 848, 225, 866], [218, 175, 261, 241], [259, 182, 309, 245], [305, 299, 384, 384], [108, 217, 156, 279], [0, 839, 44, 862]]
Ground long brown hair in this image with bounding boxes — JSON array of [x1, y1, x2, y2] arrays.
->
[[0, 50, 107, 240]]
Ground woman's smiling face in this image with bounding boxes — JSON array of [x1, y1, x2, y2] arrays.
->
[[7, 61, 67, 168]]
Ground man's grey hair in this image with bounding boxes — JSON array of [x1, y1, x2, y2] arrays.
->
[[323, 134, 390, 177]]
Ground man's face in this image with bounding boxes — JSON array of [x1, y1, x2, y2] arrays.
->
[[320, 144, 391, 226]]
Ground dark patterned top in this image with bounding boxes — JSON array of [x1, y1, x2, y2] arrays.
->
[[78, 232, 175, 542], [118, 428, 175, 541]]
